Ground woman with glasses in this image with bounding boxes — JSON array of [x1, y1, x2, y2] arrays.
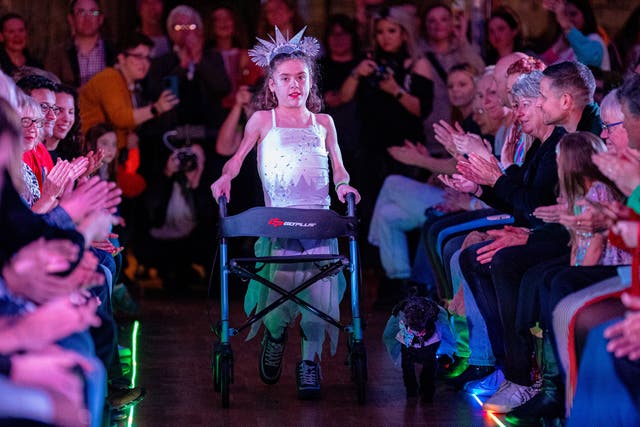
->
[[79, 32, 178, 153]]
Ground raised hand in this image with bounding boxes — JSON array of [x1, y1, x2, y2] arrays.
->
[[438, 173, 479, 194], [433, 120, 464, 156], [452, 132, 492, 160], [456, 153, 503, 186], [387, 140, 431, 167], [59, 176, 122, 222], [592, 149, 640, 196]]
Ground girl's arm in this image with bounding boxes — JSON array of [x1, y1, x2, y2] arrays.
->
[[579, 232, 606, 266], [210, 111, 265, 202], [318, 114, 361, 203]]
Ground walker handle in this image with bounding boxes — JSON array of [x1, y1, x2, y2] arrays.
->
[[346, 192, 356, 217], [218, 196, 228, 218]]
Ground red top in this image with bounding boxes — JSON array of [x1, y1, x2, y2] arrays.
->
[[23, 143, 54, 191]]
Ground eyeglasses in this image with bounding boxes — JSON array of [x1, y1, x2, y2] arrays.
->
[[125, 52, 152, 62], [172, 23, 198, 32], [74, 9, 102, 17], [601, 121, 623, 133], [21, 117, 45, 128], [40, 103, 61, 115]]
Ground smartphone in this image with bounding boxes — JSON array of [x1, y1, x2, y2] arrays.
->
[[162, 75, 179, 98]]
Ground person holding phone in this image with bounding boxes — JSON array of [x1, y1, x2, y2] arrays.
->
[[80, 32, 178, 155]]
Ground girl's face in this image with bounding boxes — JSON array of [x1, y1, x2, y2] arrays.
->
[[375, 18, 404, 53], [20, 107, 43, 152], [264, 0, 294, 28], [514, 96, 544, 136], [269, 59, 310, 108], [53, 92, 75, 141], [600, 107, 628, 155], [327, 23, 353, 58], [96, 132, 117, 164], [488, 17, 517, 54], [447, 71, 476, 109], [425, 7, 452, 42], [564, 3, 585, 31], [211, 8, 235, 41]]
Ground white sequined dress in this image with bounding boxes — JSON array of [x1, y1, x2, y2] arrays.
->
[[244, 109, 346, 358]]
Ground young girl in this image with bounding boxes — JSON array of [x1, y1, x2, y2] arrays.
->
[[210, 27, 360, 400], [85, 123, 117, 182], [556, 132, 629, 266]]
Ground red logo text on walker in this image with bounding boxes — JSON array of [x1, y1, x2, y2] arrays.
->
[[268, 218, 284, 227]]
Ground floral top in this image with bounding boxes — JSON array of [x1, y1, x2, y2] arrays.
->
[[20, 162, 40, 207]]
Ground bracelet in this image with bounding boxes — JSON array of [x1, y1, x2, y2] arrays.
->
[[150, 103, 159, 117], [335, 181, 349, 191]]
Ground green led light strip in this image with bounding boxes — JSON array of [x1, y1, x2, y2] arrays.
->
[[127, 321, 140, 427]]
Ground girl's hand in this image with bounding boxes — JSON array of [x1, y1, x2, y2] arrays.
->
[[211, 175, 232, 202], [336, 184, 361, 204]]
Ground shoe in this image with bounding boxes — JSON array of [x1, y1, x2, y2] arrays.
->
[[505, 376, 564, 425], [437, 354, 469, 379], [464, 369, 506, 396], [296, 360, 321, 400], [107, 386, 146, 410], [259, 329, 286, 385], [447, 364, 495, 389], [482, 380, 540, 413]]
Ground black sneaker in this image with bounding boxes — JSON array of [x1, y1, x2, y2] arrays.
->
[[259, 329, 286, 384], [296, 360, 321, 400]]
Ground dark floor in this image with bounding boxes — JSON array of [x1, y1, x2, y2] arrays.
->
[[117, 269, 510, 427]]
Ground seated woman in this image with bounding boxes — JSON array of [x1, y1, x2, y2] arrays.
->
[[368, 62, 480, 305]]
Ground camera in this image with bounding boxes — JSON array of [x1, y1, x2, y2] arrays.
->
[[175, 147, 198, 173]]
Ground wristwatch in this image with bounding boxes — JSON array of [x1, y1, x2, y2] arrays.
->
[[150, 104, 159, 117]]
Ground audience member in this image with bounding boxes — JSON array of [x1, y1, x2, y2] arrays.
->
[[256, 0, 304, 39], [541, 0, 610, 70], [45, 0, 116, 87], [0, 13, 42, 77], [485, 6, 523, 65], [47, 83, 83, 161], [417, 2, 484, 152], [136, 0, 170, 59]]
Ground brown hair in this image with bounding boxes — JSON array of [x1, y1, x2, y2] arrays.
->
[[253, 51, 322, 113], [556, 132, 624, 212]]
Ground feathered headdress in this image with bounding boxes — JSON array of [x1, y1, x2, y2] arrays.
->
[[248, 26, 320, 68]]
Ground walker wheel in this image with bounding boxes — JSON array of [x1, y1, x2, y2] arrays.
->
[[213, 343, 233, 408], [349, 341, 367, 405]]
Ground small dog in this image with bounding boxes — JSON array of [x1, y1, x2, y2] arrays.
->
[[392, 295, 441, 402]]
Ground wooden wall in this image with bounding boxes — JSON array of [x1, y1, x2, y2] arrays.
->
[[0, 0, 635, 64]]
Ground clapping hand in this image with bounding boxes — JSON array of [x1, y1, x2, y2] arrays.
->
[[592, 149, 640, 197], [452, 132, 492, 160], [433, 120, 465, 157], [438, 173, 479, 194], [387, 139, 431, 167], [456, 153, 503, 186]]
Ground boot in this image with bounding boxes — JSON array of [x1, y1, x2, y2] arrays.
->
[[506, 331, 565, 426]]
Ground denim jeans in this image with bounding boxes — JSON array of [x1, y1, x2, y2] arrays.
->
[[450, 249, 495, 366], [368, 175, 444, 279]]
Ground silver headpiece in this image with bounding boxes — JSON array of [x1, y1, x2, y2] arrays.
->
[[248, 26, 320, 68]]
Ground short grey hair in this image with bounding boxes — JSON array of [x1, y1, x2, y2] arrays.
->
[[600, 89, 623, 120], [166, 5, 202, 34], [511, 71, 543, 100]]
